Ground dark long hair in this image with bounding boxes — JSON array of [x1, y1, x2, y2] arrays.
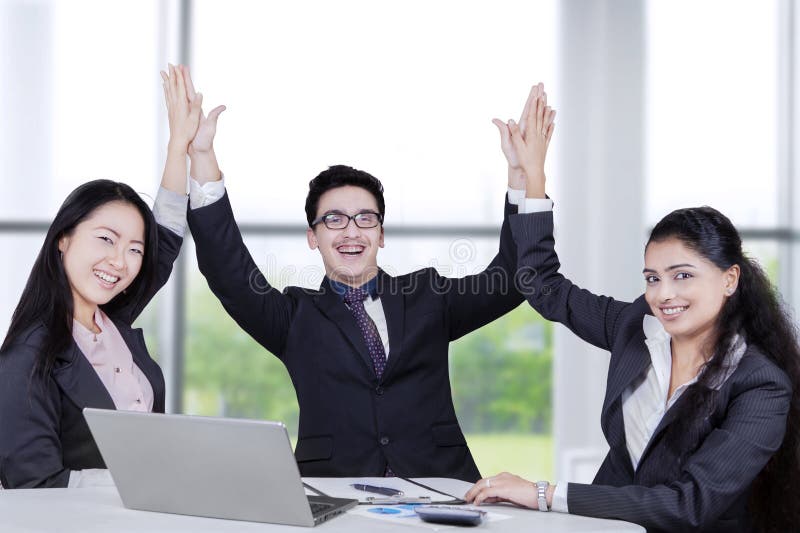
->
[[0, 179, 160, 379], [647, 206, 800, 531]]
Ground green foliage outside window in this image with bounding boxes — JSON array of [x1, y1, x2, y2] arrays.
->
[[181, 275, 553, 441], [450, 304, 552, 434]]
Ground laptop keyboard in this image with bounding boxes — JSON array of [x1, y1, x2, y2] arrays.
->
[[310, 501, 334, 515]]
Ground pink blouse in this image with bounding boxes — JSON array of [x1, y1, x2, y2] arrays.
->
[[72, 309, 154, 412]]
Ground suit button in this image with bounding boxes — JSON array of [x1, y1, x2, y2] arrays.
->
[[375, 386, 384, 396], [380, 436, 390, 446]]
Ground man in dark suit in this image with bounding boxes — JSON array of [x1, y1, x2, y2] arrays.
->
[[175, 72, 536, 482], [185, 165, 525, 481]]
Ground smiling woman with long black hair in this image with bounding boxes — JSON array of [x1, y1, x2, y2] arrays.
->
[[0, 65, 224, 489], [465, 84, 800, 532]]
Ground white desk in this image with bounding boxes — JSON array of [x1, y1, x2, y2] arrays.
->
[[0, 478, 643, 532]]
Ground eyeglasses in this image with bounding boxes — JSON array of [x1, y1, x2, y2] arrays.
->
[[311, 211, 384, 230]]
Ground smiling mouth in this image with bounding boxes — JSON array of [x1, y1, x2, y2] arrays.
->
[[661, 305, 688, 316], [336, 245, 365, 256], [94, 270, 120, 285]]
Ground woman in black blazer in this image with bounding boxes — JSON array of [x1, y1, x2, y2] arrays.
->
[[0, 64, 221, 488], [466, 85, 800, 532], [0, 179, 182, 488]]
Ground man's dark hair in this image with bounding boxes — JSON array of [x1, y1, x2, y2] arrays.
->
[[304, 165, 385, 227]]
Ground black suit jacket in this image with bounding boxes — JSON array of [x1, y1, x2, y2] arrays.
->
[[187, 192, 523, 482], [0, 224, 182, 488], [510, 211, 792, 532]]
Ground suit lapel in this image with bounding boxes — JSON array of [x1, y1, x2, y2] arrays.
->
[[376, 270, 405, 381], [600, 326, 652, 464], [52, 344, 116, 411], [312, 279, 375, 375], [605, 315, 694, 474], [110, 317, 165, 413], [635, 402, 684, 473], [604, 327, 651, 420], [52, 319, 163, 413]]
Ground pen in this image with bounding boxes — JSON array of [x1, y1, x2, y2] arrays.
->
[[367, 496, 431, 504], [350, 483, 404, 496]]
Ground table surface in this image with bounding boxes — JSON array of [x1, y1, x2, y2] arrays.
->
[[0, 478, 644, 532]]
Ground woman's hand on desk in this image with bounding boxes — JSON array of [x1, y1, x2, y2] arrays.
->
[[464, 471, 553, 510]]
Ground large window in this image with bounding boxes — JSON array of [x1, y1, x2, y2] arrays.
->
[[3, 0, 797, 484], [647, 0, 779, 227], [180, 0, 558, 479], [0, 0, 166, 331], [647, 0, 791, 290]]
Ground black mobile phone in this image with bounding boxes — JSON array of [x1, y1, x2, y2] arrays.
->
[[414, 505, 486, 526]]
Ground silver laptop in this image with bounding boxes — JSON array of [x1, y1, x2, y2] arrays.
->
[[83, 409, 357, 526]]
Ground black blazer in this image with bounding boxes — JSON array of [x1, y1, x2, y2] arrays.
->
[[510, 211, 792, 532], [187, 192, 523, 482], [0, 224, 182, 489]]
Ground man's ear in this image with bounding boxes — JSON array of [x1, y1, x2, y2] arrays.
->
[[379, 226, 385, 248], [307, 228, 318, 250]]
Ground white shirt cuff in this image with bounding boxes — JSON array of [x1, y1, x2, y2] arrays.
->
[[551, 481, 569, 513], [507, 187, 526, 206], [519, 197, 554, 213], [152, 187, 189, 237], [67, 469, 116, 488], [189, 176, 226, 209]]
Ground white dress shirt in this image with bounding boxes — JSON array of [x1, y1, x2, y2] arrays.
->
[[517, 195, 746, 513], [623, 316, 746, 470]]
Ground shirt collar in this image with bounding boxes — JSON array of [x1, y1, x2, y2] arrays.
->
[[328, 276, 379, 301], [643, 314, 670, 343], [72, 308, 107, 339], [641, 314, 747, 391]]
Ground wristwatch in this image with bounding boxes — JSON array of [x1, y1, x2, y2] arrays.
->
[[536, 481, 550, 512]]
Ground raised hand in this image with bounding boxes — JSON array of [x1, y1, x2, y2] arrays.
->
[[179, 66, 226, 156], [160, 64, 202, 153], [159, 64, 202, 194], [493, 83, 555, 197], [168, 66, 225, 184], [508, 84, 555, 199], [493, 83, 541, 190]]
